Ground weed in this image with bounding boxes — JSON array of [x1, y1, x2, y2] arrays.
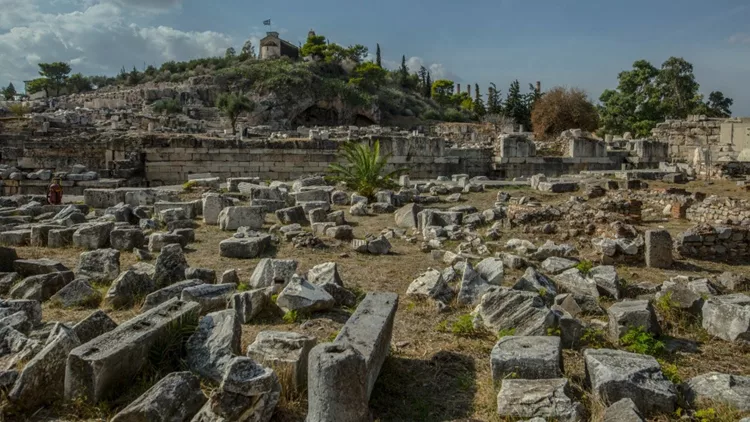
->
[[451, 314, 480, 337], [435, 320, 449, 333], [7, 103, 30, 117], [538, 287, 548, 297], [282, 310, 299, 324], [547, 326, 561, 336], [496, 328, 516, 339], [658, 359, 682, 384], [620, 326, 665, 356], [237, 283, 249, 292], [693, 401, 746, 422], [270, 294, 279, 304], [406, 302, 416, 312], [575, 260, 593, 275], [581, 327, 611, 349], [182, 180, 198, 191]]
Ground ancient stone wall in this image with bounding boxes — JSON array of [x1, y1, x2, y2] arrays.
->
[[675, 224, 750, 260], [685, 195, 750, 226], [651, 115, 729, 161]]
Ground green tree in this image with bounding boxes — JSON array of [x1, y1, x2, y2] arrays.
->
[[301, 34, 328, 60], [487, 83, 502, 115], [399, 55, 409, 79], [656, 57, 701, 119], [127, 66, 141, 86], [425, 71, 432, 98], [240, 40, 256, 59], [327, 140, 406, 199], [216, 93, 255, 135], [376, 43, 382, 67], [531, 86, 599, 140], [348, 62, 387, 92], [38, 62, 71, 96], [1, 82, 16, 100], [598, 59, 663, 137], [505, 80, 530, 129], [704, 91, 733, 117], [26, 78, 49, 96], [225, 47, 236, 59], [67, 73, 92, 93], [431, 79, 455, 106], [473, 83, 486, 116]]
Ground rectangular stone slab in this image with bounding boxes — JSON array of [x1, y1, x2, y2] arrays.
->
[[64, 298, 200, 402], [334, 292, 398, 400]]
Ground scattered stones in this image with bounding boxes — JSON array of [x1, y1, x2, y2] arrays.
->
[[249, 259, 298, 293], [584, 348, 677, 415], [276, 275, 335, 313], [701, 294, 750, 344], [229, 289, 268, 324], [457, 262, 490, 306], [645, 230, 673, 269], [186, 309, 241, 383], [219, 234, 271, 259], [683, 372, 750, 411], [491, 336, 562, 381], [219, 206, 265, 231], [475, 257, 504, 285], [603, 398, 645, 422], [110, 371, 206, 422], [181, 283, 237, 314], [49, 279, 102, 308], [406, 268, 453, 304], [473, 288, 556, 336], [246, 331, 317, 394], [496, 378, 584, 422], [607, 300, 661, 342], [76, 248, 120, 283], [153, 244, 188, 288]]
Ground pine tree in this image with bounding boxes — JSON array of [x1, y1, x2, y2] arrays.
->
[[506, 80, 531, 129], [487, 83, 502, 115], [400, 55, 409, 78], [376, 44, 382, 67], [473, 83, 486, 116], [425, 72, 432, 98], [418, 66, 427, 87]]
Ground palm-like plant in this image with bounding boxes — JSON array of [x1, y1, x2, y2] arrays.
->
[[327, 140, 406, 199]]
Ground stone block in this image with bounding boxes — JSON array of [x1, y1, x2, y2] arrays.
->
[[496, 378, 583, 422], [218, 206, 265, 231], [491, 336, 562, 381], [246, 331, 317, 394], [65, 299, 201, 402], [645, 230, 673, 269], [334, 292, 398, 399]]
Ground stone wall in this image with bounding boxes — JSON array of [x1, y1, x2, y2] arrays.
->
[[685, 195, 750, 226], [675, 224, 750, 260], [650, 115, 747, 161]]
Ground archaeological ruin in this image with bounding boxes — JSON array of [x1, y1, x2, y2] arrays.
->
[[0, 79, 749, 422]]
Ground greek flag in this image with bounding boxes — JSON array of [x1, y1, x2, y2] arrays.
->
[[263, 19, 271, 26]]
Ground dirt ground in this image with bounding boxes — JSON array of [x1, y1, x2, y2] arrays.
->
[[5, 181, 750, 422]]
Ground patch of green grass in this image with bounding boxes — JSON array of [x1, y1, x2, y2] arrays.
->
[[581, 327, 611, 349], [326, 330, 339, 342], [451, 314, 480, 338], [237, 283, 249, 292], [620, 326, 665, 356], [575, 259, 593, 275], [435, 320, 449, 333], [282, 310, 299, 324], [496, 328, 516, 339]]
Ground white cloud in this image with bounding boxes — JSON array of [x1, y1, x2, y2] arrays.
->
[[728, 32, 750, 44], [0, 1, 233, 89], [382, 56, 461, 82]]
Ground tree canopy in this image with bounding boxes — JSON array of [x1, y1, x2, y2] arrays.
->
[[216, 93, 255, 135], [599, 57, 733, 137]]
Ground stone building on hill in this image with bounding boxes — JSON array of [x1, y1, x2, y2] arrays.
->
[[259, 32, 300, 60]]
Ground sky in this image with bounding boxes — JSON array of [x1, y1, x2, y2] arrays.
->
[[2, 0, 750, 115]]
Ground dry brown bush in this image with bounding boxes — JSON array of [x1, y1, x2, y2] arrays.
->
[[531, 86, 599, 140]]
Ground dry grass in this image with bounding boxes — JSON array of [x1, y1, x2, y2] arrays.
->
[[3, 182, 750, 422]]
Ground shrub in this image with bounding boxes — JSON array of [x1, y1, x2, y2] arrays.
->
[[327, 140, 406, 199], [421, 109, 442, 120], [531, 86, 599, 140], [152, 98, 182, 114], [620, 326, 665, 356], [216, 92, 255, 135], [7, 103, 30, 117], [581, 327, 611, 349], [658, 359, 682, 384], [182, 180, 197, 191], [575, 260, 593, 275]]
